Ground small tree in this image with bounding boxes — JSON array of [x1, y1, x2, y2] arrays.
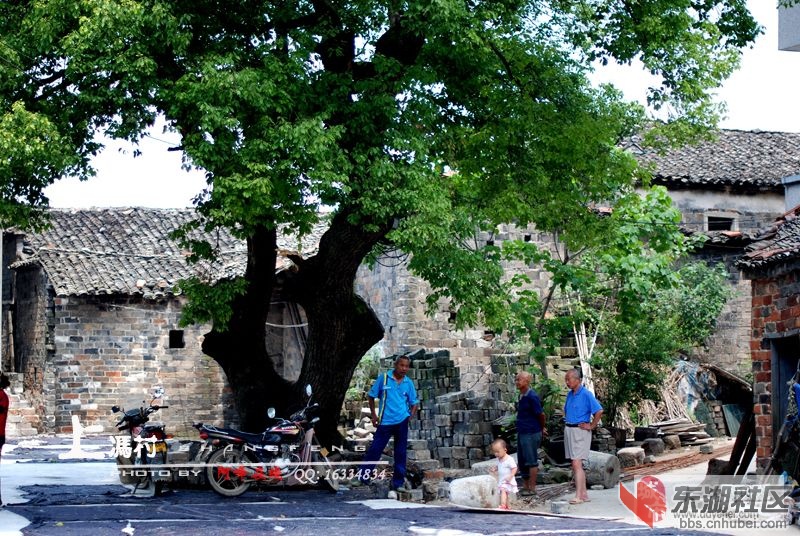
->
[[591, 262, 732, 426]]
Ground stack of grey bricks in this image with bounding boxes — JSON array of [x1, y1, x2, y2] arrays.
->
[[430, 390, 513, 468], [375, 350, 514, 469]]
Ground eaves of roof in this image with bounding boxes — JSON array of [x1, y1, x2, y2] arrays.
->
[[9, 207, 327, 297], [738, 206, 800, 273], [627, 129, 800, 193]]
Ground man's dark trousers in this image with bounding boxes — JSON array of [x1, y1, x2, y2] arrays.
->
[[362, 418, 409, 489]]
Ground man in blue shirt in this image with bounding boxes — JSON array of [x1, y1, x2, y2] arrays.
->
[[564, 368, 603, 505], [515, 371, 546, 496], [362, 355, 419, 492]]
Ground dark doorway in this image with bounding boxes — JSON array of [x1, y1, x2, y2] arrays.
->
[[771, 335, 800, 444]]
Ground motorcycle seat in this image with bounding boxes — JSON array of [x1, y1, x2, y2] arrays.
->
[[144, 422, 165, 429], [205, 426, 266, 445]]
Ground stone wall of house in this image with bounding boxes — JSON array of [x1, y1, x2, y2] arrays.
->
[[49, 295, 235, 436], [666, 189, 783, 235], [748, 270, 800, 472], [689, 247, 754, 377], [11, 265, 52, 433], [356, 224, 558, 395]]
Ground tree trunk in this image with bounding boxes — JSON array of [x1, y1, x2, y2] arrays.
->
[[201, 224, 292, 431], [284, 210, 391, 446], [201, 210, 391, 439]]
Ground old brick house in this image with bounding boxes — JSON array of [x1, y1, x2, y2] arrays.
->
[[0, 207, 321, 436], [739, 205, 800, 471]]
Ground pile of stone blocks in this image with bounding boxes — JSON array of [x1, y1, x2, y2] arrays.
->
[[707, 400, 728, 437], [427, 390, 512, 468], [591, 427, 617, 454], [343, 407, 376, 451]]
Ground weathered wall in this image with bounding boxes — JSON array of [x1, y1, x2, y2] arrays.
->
[[49, 295, 234, 436], [11, 265, 52, 433], [667, 191, 783, 232], [748, 267, 800, 471], [356, 224, 557, 395], [689, 245, 754, 377]]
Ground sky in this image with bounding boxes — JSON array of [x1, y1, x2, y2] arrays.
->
[[44, 0, 800, 209]]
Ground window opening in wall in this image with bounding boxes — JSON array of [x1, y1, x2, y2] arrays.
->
[[707, 216, 735, 231], [169, 329, 185, 349]]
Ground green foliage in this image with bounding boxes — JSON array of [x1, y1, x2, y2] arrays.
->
[[177, 277, 248, 332], [590, 261, 732, 425], [345, 346, 382, 402], [668, 262, 733, 347], [592, 315, 679, 426], [534, 376, 563, 423], [0, 1, 758, 393]]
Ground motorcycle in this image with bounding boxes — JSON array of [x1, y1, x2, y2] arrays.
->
[[111, 387, 170, 496], [193, 384, 340, 497]]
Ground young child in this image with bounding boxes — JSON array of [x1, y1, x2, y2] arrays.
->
[[489, 438, 518, 510]]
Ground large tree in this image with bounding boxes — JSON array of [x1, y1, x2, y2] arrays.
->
[[0, 1, 758, 435]]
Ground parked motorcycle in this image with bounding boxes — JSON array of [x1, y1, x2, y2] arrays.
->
[[193, 385, 340, 496], [111, 387, 170, 496]]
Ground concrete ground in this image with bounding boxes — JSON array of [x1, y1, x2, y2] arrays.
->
[[517, 439, 799, 535], [2, 434, 799, 535]]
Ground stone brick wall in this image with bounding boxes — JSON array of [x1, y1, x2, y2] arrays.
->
[[748, 269, 800, 471], [689, 247, 754, 377], [11, 265, 51, 433], [48, 295, 234, 437], [356, 224, 558, 395]]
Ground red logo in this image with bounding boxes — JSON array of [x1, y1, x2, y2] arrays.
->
[[619, 475, 668, 528]]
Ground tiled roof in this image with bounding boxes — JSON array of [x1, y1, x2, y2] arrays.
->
[[628, 129, 800, 191], [738, 207, 800, 271], [10, 208, 326, 298]]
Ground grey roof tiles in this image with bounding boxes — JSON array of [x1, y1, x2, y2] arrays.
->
[[629, 129, 800, 191], [739, 209, 800, 271], [11, 207, 325, 297]]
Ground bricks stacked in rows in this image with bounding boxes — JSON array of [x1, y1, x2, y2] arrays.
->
[[366, 350, 511, 469]]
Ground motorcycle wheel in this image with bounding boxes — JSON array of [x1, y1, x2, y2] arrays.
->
[[206, 447, 253, 497], [312, 449, 339, 493], [150, 449, 169, 497], [133, 451, 153, 493], [116, 453, 138, 485]]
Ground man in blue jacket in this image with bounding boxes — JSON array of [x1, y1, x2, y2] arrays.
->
[[362, 355, 419, 493]]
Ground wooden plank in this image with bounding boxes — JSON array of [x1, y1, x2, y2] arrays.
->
[[722, 404, 745, 437], [725, 411, 754, 475], [736, 428, 757, 476]]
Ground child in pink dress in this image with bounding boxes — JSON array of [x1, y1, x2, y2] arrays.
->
[[490, 438, 518, 510]]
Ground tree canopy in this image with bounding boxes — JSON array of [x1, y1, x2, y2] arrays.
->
[[0, 0, 760, 431]]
